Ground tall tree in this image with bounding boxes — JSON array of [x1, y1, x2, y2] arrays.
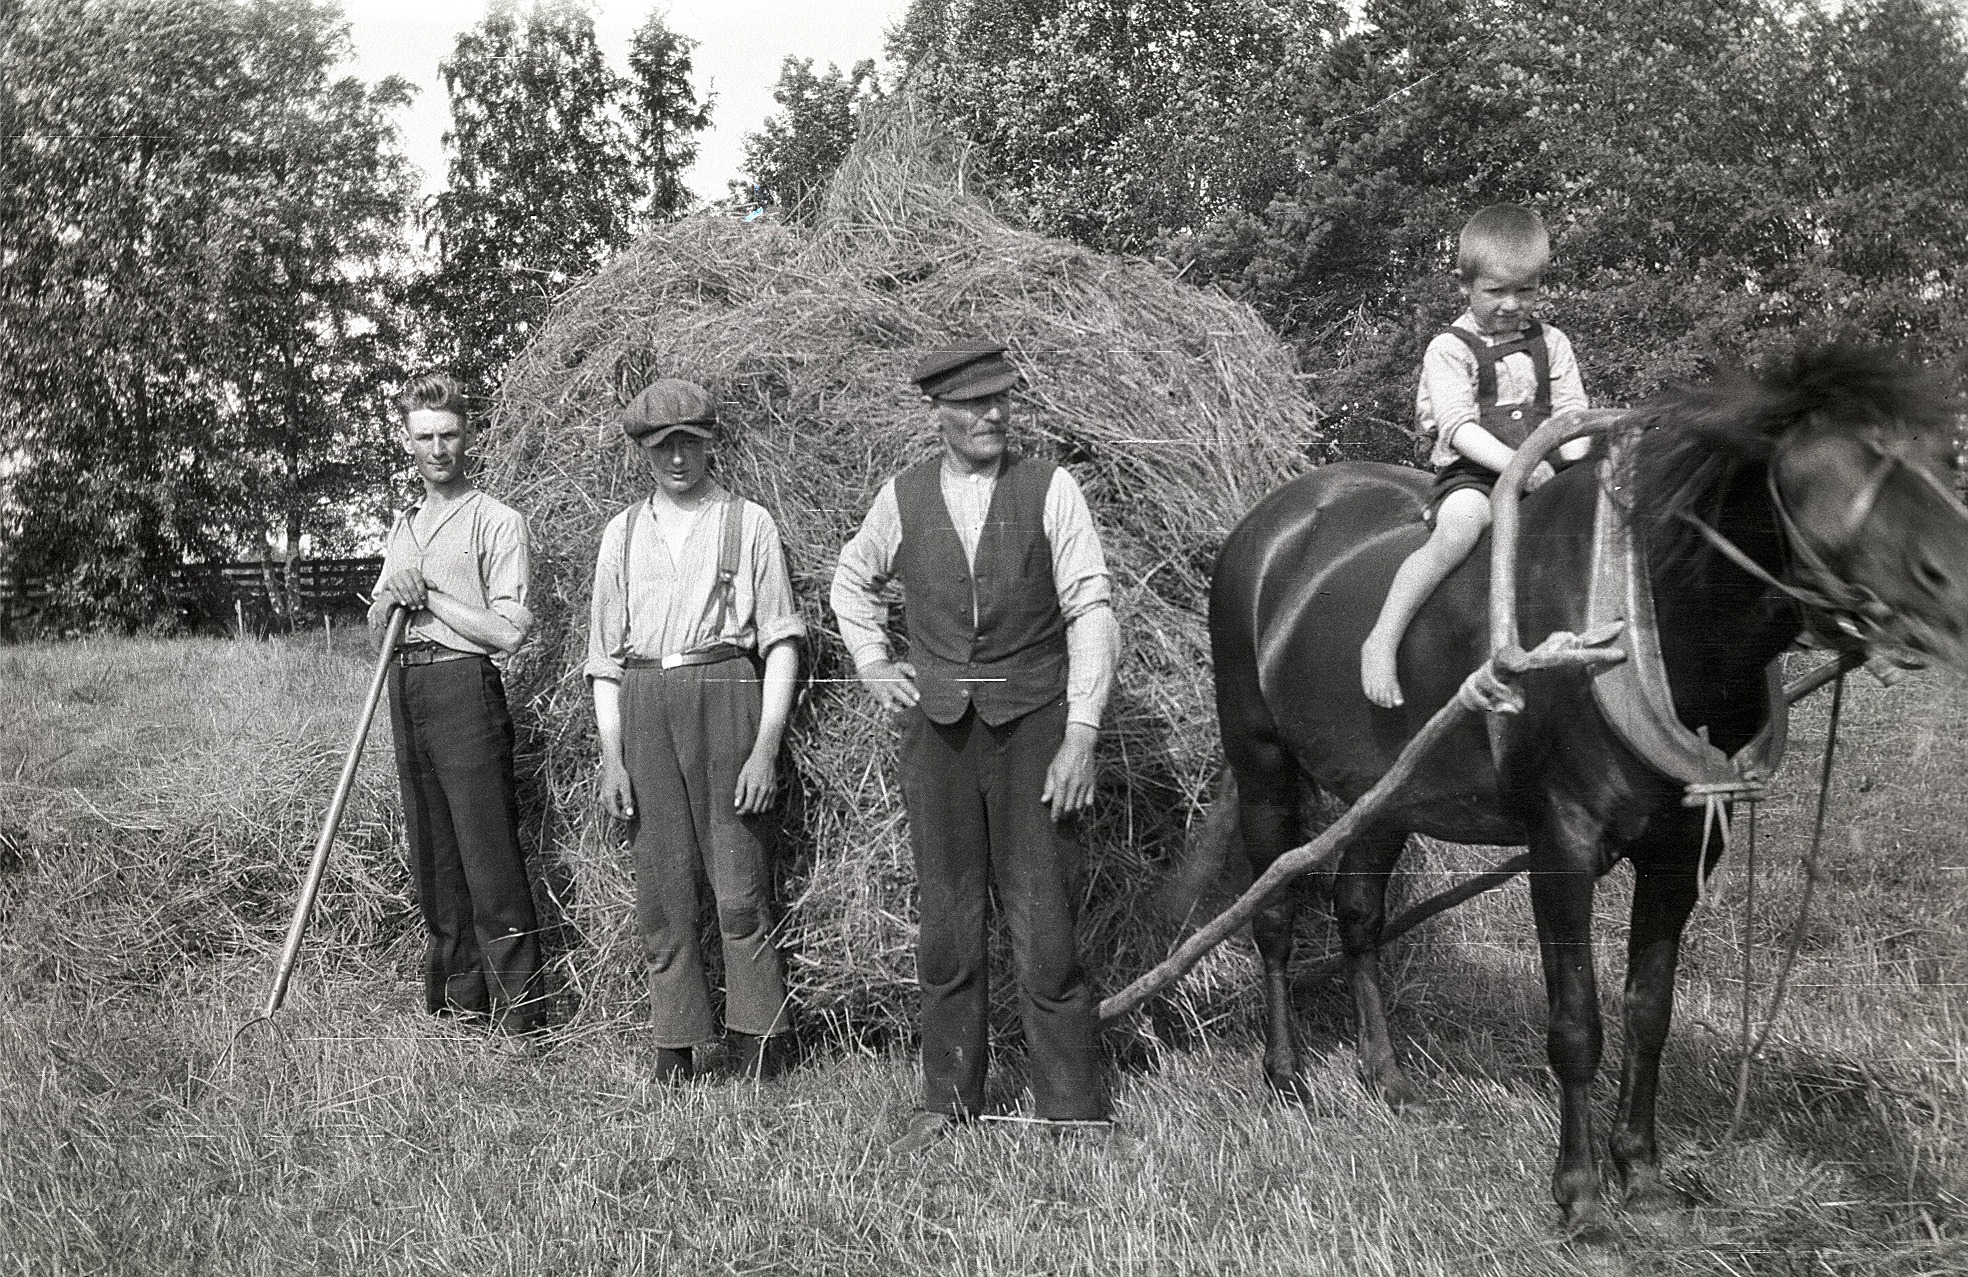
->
[[0, 0, 416, 629], [416, 0, 639, 390], [739, 57, 881, 219], [895, 0, 1340, 252], [625, 10, 713, 224]]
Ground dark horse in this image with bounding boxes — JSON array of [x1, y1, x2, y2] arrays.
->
[[1209, 347, 1968, 1229]]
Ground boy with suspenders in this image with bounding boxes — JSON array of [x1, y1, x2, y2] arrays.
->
[[587, 380, 806, 1083], [1360, 205, 1592, 708]]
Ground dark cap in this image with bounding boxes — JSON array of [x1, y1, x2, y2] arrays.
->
[[912, 339, 1021, 401], [621, 379, 717, 444]]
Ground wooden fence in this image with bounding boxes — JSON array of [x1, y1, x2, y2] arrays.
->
[[0, 556, 383, 635]]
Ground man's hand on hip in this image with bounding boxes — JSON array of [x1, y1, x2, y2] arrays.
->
[[1041, 722, 1098, 823], [861, 658, 919, 716]]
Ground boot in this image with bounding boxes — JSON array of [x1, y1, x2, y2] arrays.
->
[[728, 1030, 794, 1082], [654, 1046, 692, 1086]]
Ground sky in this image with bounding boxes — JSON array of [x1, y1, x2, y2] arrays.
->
[[337, 0, 914, 205]]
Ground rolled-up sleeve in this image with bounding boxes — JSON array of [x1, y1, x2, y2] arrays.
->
[[584, 513, 630, 682], [751, 507, 808, 653], [830, 481, 903, 673], [481, 508, 534, 641], [1045, 468, 1119, 730]]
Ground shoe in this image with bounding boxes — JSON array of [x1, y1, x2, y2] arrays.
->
[[1038, 1117, 1139, 1156], [654, 1046, 693, 1086], [884, 1111, 957, 1156], [728, 1031, 796, 1082]]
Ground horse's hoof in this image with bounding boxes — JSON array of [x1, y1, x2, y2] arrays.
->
[[1559, 1198, 1615, 1248], [1623, 1177, 1686, 1216], [1263, 1067, 1315, 1105], [1368, 1069, 1423, 1112]]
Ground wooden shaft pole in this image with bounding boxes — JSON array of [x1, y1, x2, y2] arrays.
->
[[261, 606, 407, 1018], [1289, 852, 1533, 992], [1098, 690, 1476, 1022]]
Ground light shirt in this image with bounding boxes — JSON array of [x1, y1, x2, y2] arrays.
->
[[1420, 315, 1589, 468], [370, 488, 532, 655], [831, 459, 1120, 729], [585, 485, 807, 682]]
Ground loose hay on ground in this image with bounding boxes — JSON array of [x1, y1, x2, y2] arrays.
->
[[480, 107, 1321, 1044]]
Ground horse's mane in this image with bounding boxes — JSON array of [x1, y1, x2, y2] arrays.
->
[[1619, 344, 1951, 568]]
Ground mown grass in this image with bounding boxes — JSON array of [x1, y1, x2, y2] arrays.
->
[[1, 636, 1963, 1275]]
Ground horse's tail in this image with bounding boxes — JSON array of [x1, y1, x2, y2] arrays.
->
[[1155, 770, 1248, 926]]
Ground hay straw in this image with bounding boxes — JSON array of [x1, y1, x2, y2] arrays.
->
[[479, 102, 1320, 1043]]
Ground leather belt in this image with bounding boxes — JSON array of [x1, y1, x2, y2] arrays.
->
[[623, 644, 747, 671], [395, 642, 481, 667]]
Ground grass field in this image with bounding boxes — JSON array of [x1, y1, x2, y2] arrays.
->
[[1, 636, 1963, 1275]]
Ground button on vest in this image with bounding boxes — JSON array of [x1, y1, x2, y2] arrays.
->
[[893, 456, 1069, 726]]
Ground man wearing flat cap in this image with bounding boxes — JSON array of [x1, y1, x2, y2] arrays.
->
[[369, 374, 545, 1039], [588, 379, 806, 1083], [832, 339, 1122, 1152]]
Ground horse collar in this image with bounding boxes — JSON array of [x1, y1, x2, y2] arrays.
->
[[1586, 438, 1787, 802]]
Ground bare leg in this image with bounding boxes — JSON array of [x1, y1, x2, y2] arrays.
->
[[1331, 827, 1423, 1107], [1361, 490, 1490, 707]]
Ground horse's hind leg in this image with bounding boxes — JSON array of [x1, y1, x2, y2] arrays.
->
[[1230, 749, 1312, 1101], [1610, 812, 1706, 1212], [1331, 827, 1424, 1108]]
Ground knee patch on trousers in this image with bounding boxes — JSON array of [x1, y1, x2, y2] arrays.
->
[[717, 901, 764, 937]]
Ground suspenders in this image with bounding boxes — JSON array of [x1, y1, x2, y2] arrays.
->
[[711, 493, 742, 640], [1440, 321, 1553, 441], [620, 493, 746, 656]]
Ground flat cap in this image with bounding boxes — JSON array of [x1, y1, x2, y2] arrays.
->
[[912, 339, 1021, 401], [621, 379, 717, 443]]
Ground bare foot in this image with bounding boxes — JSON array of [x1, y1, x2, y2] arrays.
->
[[1360, 634, 1403, 707]]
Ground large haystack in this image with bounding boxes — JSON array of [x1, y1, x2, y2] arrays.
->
[[481, 108, 1318, 1043]]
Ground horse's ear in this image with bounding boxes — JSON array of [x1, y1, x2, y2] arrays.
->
[[1762, 343, 1949, 437]]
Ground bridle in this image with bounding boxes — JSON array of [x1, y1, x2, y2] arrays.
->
[[1674, 432, 1951, 653]]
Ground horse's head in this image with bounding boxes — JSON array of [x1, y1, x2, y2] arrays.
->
[[1628, 345, 1968, 673], [1764, 348, 1968, 672]]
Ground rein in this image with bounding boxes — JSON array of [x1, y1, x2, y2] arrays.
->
[[1673, 449, 1905, 650]]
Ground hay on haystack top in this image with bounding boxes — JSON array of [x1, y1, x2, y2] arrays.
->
[[480, 105, 1319, 1042]]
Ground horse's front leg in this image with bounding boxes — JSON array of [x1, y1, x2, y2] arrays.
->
[[1610, 810, 1707, 1211], [1528, 819, 1610, 1233]]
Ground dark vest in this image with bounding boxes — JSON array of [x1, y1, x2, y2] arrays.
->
[[894, 455, 1069, 726], [1441, 320, 1552, 449]]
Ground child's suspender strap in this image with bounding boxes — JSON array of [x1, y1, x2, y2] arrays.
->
[[712, 495, 742, 640], [1440, 321, 1551, 414]]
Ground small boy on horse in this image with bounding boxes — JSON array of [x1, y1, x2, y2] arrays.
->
[[1360, 205, 1592, 707]]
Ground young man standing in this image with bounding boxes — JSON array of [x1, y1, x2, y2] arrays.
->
[[831, 340, 1121, 1153], [588, 380, 805, 1083], [368, 375, 544, 1036]]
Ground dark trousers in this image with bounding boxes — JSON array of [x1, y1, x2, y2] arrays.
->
[[900, 698, 1107, 1121], [622, 657, 791, 1048], [386, 657, 543, 1029]]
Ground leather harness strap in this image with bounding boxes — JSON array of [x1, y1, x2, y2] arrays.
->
[[1585, 433, 1787, 803]]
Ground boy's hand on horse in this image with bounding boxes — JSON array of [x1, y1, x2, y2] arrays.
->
[[1524, 459, 1557, 492], [861, 658, 919, 715], [1042, 722, 1098, 822]]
